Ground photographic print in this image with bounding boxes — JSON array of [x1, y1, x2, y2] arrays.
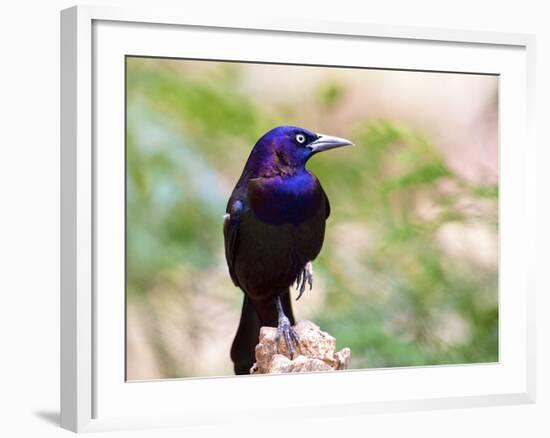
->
[[125, 57, 498, 380]]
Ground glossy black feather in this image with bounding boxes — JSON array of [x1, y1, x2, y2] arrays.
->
[[223, 126, 348, 374]]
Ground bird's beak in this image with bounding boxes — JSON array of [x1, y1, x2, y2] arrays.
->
[[307, 133, 354, 154]]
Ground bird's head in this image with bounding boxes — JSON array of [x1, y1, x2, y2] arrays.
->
[[250, 126, 353, 176]]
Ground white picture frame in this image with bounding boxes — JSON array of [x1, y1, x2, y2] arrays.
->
[[60, 5, 536, 433]]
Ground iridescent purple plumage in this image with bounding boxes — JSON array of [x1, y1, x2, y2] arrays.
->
[[223, 126, 353, 374]]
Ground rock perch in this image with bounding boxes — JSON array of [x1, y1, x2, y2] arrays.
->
[[251, 320, 351, 374]]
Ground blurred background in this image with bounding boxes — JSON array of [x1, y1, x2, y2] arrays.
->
[[126, 57, 498, 380]]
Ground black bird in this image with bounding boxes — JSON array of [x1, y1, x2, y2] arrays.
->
[[223, 126, 353, 374]]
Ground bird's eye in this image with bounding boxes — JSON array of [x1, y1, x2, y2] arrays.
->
[[296, 134, 306, 144]]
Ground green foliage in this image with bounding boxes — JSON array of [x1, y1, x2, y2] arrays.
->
[[126, 57, 498, 376], [317, 81, 346, 108]]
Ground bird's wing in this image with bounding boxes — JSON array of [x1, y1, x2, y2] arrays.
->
[[223, 198, 244, 287], [320, 184, 331, 219]]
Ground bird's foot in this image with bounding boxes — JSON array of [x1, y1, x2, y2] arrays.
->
[[295, 261, 313, 301], [275, 314, 300, 359]]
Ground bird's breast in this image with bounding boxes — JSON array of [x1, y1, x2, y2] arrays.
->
[[248, 172, 323, 225]]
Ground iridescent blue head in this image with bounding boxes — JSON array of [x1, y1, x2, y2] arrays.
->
[[247, 126, 353, 177]]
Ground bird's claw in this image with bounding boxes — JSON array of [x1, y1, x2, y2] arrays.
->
[[295, 261, 313, 301], [275, 315, 300, 359]]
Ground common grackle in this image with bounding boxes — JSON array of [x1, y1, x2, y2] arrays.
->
[[223, 126, 353, 374]]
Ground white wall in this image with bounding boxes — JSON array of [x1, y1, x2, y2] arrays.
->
[[0, 1, 547, 436]]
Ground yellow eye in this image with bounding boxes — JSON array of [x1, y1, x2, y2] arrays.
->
[[296, 134, 306, 144]]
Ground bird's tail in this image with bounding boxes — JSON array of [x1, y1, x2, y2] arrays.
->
[[230, 290, 295, 375]]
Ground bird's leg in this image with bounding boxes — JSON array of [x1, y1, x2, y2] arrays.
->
[[295, 261, 313, 301], [274, 296, 300, 358]]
